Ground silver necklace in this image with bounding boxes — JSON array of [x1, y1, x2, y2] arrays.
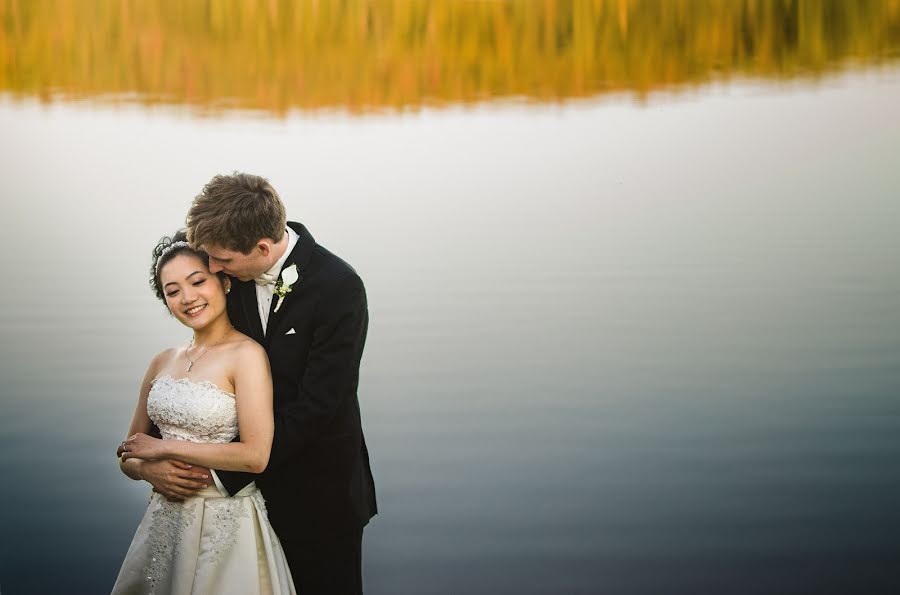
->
[[185, 327, 232, 372]]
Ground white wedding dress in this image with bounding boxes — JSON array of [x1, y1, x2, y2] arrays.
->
[[112, 375, 296, 595]]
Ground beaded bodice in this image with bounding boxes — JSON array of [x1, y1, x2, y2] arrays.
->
[[147, 375, 238, 443]]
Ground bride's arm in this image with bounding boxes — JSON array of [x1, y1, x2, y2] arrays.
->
[[118, 350, 167, 481], [123, 342, 274, 474]]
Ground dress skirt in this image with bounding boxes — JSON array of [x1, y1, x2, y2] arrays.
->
[[112, 482, 295, 595]]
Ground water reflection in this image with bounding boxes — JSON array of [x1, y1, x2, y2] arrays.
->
[[1, 70, 899, 592], [2, 0, 900, 115], [2, 2, 900, 593]]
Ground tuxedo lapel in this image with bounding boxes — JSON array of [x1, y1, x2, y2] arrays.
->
[[238, 279, 265, 343], [263, 222, 315, 345]]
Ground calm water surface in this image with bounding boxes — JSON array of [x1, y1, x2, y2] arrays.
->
[[1, 70, 900, 593]]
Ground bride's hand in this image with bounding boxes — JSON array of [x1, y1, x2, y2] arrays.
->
[[121, 433, 169, 461]]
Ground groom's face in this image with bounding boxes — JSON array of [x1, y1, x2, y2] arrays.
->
[[204, 243, 269, 281]]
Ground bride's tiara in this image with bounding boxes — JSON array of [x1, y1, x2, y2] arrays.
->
[[155, 241, 192, 273]]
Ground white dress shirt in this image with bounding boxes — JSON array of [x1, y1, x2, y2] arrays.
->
[[255, 227, 298, 335]]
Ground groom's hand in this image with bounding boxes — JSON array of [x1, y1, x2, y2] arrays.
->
[[139, 459, 212, 501]]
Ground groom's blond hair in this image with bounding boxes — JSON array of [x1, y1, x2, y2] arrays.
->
[[186, 172, 287, 254]]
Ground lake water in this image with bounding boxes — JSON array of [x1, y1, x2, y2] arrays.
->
[[2, 2, 900, 594]]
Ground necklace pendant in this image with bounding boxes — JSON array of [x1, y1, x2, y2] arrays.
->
[[187, 361, 194, 372]]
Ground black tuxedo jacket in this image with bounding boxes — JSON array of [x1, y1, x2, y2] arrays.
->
[[218, 222, 377, 536]]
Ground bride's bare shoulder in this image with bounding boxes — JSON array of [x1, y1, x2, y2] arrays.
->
[[226, 336, 270, 386], [228, 333, 268, 361], [150, 346, 181, 368], [143, 346, 181, 381]]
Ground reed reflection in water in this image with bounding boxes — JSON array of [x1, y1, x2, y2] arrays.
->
[[1, 0, 900, 114]]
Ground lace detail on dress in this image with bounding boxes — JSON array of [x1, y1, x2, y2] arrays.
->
[[143, 376, 242, 584], [147, 375, 238, 443], [142, 495, 199, 594], [203, 498, 251, 562]]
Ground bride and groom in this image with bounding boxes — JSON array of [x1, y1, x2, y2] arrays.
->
[[113, 173, 377, 594]]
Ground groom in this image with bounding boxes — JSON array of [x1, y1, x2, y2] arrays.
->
[[186, 172, 377, 593]]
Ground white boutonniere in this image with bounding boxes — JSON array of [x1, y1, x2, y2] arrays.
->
[[273, 264, 301, 313]]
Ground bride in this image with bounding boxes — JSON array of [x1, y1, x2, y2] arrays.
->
[[112, 233, 295, 594]]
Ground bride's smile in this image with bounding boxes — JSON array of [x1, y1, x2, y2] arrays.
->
[[184, 303, 207, 316]]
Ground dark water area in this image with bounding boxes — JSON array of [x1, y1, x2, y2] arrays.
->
[[1, 28, 900, 595]]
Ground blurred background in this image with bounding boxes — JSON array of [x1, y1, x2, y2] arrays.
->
[[1, 1, 899, 593]]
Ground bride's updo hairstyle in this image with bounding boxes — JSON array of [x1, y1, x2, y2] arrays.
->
[[150, 230, 226, 306]]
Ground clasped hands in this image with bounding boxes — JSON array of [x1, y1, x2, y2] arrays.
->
[[117, 433, 212, 502]]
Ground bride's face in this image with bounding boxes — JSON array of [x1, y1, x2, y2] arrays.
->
[[159, 253, 230, 329]]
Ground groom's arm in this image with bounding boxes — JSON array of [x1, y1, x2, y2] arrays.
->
[[219, 271, 368, 496]]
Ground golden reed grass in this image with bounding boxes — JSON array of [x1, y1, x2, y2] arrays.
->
[[1, 0, 899, 115]]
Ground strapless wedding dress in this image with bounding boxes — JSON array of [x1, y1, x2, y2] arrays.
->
[[112, 375, 295, 595]]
